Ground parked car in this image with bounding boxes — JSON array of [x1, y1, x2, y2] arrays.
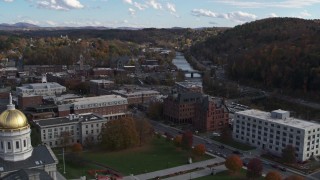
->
[[233, 150, 241, 155], [212, 132, 221, 137], [279, 167, 287, 172], [218, 145, 225, 149], [271, 164, 279, 169]]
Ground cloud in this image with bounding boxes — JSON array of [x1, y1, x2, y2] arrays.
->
[[3, 0, 14, 2], [166, 2, 176, 13], [129, 8, 136, 15], [191, 9, 257, 23], [215, 0, 320, 8], [134, 2, 148, 10], [300, 10, 311, 17], [37, 0, 84, 10], [45, 20, 58, 26], [147, 0, 162, 10], [123, 0, 132, 4], [268, 13, 278, 17]]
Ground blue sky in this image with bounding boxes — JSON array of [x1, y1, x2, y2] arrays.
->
[[0, 0, 320, 28]]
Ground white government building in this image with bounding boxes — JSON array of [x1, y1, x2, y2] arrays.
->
[[233, 109, 320, 161], [35, 113, 126, 148], [0, 94, 58, 179], [16, 82, 66, 96]]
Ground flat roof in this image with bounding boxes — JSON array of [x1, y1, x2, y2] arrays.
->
[[90, 79, 114, 84], [236, 109, 320, 129], [59, 94, 128, 105], [112, 90, 160, 96], [35, 113, 105, 127], [18, 82, 65, 90]]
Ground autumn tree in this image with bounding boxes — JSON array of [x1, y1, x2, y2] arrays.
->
[[181, 131, 193, 149], [173, 135, 182, 147], [265, 171, 282, 180], [225, 155, 243, 174], [247, 158, 263, 179], [193, 144, 206, 156], [72, 143, 83, 153], [282, 145, 296, 164], [135, 118, 154, 146], [60, 131, 72, 148], [100, 117, 139, 151], [147, 102, 163, 120], [220, 126, 232, 143]]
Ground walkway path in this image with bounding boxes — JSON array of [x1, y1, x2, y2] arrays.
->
[[123, 156, 225, 180]]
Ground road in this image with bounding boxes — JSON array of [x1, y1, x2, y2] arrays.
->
[[149, 120, 315, 179]]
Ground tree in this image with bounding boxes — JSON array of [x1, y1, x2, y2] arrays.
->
[[220, 126, 232, 142], [225, 155, 243, 174], [247, 158, 263, 179], [72, 143, 83, 153], [284, 175, 305, 180], [100, 117, 139, 151], [147, 102, 163, 120], [282, 145, 296, 164], [135, 118, 154, 146], [193, 144, 206, 156], [173, 135, 182, 147], [60, 131, 72, 148], [181, 131, 193, 149], [265, 171, 282, 180]]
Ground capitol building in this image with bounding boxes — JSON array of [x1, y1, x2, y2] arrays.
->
[[0, 94, 58, 179]]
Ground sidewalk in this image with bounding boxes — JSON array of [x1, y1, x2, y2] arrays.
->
[[123, 157, 225, 180]]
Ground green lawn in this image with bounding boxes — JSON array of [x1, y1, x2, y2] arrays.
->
[[211, 137, 255, 151], [83, 137, 211, 175], [55, 137, 213, 178]]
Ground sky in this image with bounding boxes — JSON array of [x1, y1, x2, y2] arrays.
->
[[0, 0, 319, 28]]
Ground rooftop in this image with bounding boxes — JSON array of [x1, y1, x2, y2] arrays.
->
[[112, 90, 160, 96], [19, 82, 65, 90], [90, 79, 114, 84], [237, 109, 320, 129], [35, 113, 105, 127], [0, 145, 57, 173]]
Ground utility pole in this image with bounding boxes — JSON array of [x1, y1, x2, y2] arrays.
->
[[63, 148, 66, 174]]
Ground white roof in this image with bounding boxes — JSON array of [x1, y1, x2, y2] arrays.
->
[[90, 79, 114, 84], [237, 109, 320, 129], [67, 95, 127, 105], [112, 90, 160, 96]]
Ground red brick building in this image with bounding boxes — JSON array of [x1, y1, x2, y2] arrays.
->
[[163, 92, 202, 124], [163, 92, 229, 132], [18, 95, 43, 109], [194, 96, 229, 132]]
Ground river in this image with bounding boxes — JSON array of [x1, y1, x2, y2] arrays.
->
[[172, 52, 201, 78]]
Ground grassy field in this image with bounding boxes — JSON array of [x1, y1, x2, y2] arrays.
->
[[55, 137, 213, 178], [211, 137, 255, 151]]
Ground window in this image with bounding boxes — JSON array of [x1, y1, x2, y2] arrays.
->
[[16, 141, 19, 149], [24, 140, 26, 147], [8, 142, 11, 149], [0, 141, 3, 149]]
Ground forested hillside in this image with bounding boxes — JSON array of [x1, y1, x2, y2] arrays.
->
[[191, 18, 320, 97]]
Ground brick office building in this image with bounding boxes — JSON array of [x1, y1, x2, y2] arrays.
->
[[163, 92, 202, 124], [163, 92, 229, 132], [57, 95, 128, 117], [194, 96, 229, 132]]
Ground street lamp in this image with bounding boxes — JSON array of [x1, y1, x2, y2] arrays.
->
[[62, 148, 66, 174]]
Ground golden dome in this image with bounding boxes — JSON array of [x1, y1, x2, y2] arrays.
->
[[0, 109, 29, 130]]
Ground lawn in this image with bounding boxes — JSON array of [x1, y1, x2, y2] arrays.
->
[[211, 137, 255, 151], [55, 137, 213, 178], [83, 137, 212, 175]]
